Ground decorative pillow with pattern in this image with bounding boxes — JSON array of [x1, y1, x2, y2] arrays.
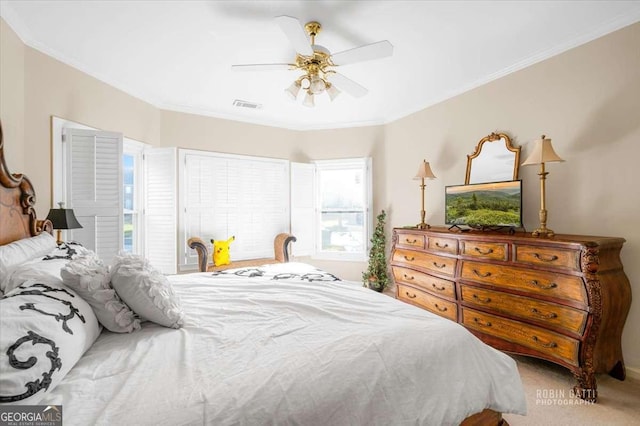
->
[[0, 280, 101, 405], [61, 255, 141, 333], [110, 253, 184, 329]]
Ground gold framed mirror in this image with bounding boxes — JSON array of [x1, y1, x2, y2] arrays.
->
[[465, 132, 521, 185]]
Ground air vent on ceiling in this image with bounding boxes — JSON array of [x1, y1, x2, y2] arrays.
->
[[233, 99, 262, 109]]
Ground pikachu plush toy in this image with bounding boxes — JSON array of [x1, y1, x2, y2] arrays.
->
[[212, 236, 235, 267]]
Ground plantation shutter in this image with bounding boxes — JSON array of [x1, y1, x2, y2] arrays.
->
[[65, 128, 123, 265], [290, 162, 315, 256], [144, 147, 177, 274], [179, 150, 289, 270]]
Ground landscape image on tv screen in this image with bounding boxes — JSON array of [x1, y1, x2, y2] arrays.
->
[[445, 180, 522, 228]]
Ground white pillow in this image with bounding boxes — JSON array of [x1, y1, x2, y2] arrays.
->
[[0, 233, 57, 284], [61, 255, 141, 333], [110, 253, 184, 329], [0, 279, 100, 405]]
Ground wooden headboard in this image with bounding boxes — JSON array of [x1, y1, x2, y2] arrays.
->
[[0, 121, 52, 245]]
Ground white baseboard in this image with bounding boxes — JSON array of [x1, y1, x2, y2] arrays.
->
[[626, 366, 640, 382]]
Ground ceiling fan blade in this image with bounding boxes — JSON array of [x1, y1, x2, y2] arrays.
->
[[327, 72, 368, 98], [275, 15, 314, 56], [331, 40, 393, 66], [231, 63, 293, 71]]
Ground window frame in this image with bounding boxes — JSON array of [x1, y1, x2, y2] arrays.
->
[[312, 157, 373, 262], [178, 149, 290, 271], [122, 139, 146, 255]]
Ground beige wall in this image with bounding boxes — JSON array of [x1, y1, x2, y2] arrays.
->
[[386, 23, 640, 372], [0, 18, 25, 173], [1, 17, 638, 372]]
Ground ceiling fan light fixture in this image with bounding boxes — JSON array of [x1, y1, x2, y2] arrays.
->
[[303, 91, 315, 107], [233, 17, 393, 106], [285, 80, 301, 100]]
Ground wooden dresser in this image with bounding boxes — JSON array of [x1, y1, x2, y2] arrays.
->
[[391, 227, 631, 402]]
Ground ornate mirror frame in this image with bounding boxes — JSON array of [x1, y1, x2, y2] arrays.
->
[[465, 132, 521, 185]]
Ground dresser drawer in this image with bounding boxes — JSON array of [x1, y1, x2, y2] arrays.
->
[[460, 285, 588, 335], [392, 266, 456, 299], [398, 284, 457, 321], [396, 232, 426, 249], [462, 308, 580, 367], [393, 249, 457, 276], [427, 236, 458, 255], [461, 240, 508, 261], [514, 244, 581, 271], [460, 260, 587, 305]]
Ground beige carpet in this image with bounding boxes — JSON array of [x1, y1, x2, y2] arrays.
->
[[504, 355, 640, 425]]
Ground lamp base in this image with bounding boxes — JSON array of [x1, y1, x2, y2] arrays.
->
[[531, 227, 555, 237], [416, 222, 431, 230]]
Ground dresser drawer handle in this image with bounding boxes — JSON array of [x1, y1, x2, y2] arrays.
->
[[432, 283, 446, 291], [472, 294, 491, 303], [531, 308, 558, 319], [529, 280, 558, 290], [532, 253, 559, 262], [405, 291, 417, 299], [403, 255, 416, 262], [532, 335, 558, 348], [405, 238, 418, 244], [473, 317, 492, 327], [474, 247, 494, 255], [434, 303, 448, 312], [432, 262, 447, 269], [472, 269, 492, 278], [403, 273, 415, 281], [435, 242, 449, 249]]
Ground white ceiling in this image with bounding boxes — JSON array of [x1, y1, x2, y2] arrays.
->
[[2, 1, 639, 130]]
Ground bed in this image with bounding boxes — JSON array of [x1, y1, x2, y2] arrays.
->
[[0, 123, 526, 425]]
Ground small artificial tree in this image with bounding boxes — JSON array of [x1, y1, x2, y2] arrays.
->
[[362, 210, 389, 291]]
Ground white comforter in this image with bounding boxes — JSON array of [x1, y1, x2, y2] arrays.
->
[[41, 263, 526, 425]]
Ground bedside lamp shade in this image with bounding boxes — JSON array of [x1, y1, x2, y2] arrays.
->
[[46, 202, 82, 244]]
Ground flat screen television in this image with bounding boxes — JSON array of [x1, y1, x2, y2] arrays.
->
[[445, 180, 522, 228]]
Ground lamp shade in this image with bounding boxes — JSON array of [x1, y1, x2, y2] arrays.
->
[[326, 84, 340, 101], [303, 91, 315, 107], [413, 160, 437, 180], [285, 81, 301, 100], [522, 135, 565, 166], [46, 203, 82, 230]]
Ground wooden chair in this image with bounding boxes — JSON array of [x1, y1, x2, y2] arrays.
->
[[187, 233, 297, 272]]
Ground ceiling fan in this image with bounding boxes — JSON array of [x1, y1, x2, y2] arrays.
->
[[232, 16, 393, 107]]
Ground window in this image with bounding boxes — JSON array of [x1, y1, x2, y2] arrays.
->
[[314, 158, 372, 261], [122, 140, 145, 254], [179, 149, 289, 271]]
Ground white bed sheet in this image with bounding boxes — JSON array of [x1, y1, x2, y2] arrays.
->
[[41, 263, 526, 425]]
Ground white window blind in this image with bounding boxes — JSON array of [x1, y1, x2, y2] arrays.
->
[[290, 162, 315, 256], [144, 147, 177, 274], [179, 150, 289, 270], [65, 128, 123, 265]]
